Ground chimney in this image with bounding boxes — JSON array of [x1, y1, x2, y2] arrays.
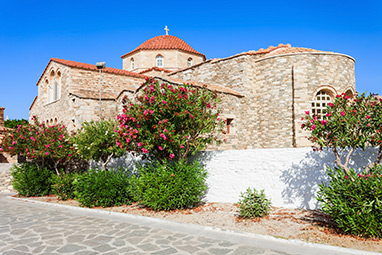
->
[[0, 107, 4, 127]]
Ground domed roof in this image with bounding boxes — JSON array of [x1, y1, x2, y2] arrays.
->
[[121, 35, 206, 60]]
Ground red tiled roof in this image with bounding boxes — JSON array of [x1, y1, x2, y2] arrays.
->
[[139, 67, 172, 74], [51, 58, 148, 79], [36, 58, 148, 86], [121, 35, 206, 60], [263, 45, 326, 57], [29, 96, 38, 110]]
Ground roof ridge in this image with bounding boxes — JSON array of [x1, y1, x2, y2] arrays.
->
[[121, 35, 206, 60], [51, 58, 148, 79]]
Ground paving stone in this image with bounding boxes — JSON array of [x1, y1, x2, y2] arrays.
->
[[0, 194, 302, 255], [57, 244, 87, 253], [92, 244, 115, 252], [208, 247, 233, 255]]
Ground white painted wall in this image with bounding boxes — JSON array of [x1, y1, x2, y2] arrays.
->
[[101, 147, 379, 210], [195, 147, 379, 210]]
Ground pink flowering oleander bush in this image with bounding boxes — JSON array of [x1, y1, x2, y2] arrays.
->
[[0, 117, 77, 176], [317, 166, 382, 238], [115, 79, 224, 162], [301, 93, 382, 173]]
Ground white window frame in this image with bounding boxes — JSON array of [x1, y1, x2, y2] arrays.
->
[[156, 55, 164, 67]]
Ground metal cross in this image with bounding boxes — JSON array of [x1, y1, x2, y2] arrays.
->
[[164, 26, 169, 35]]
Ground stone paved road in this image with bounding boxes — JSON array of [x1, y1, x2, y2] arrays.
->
[[0, 194, 374, 255]]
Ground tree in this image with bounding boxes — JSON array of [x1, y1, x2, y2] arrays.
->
[[301, 93, 382, 173], [115, 79, 224, 162], [4, 119, 28, 129], [72, 119, 125, 170], [0, 117, 76, 176]]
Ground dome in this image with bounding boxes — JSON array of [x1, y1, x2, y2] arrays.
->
[[121, 35, 206, 60]]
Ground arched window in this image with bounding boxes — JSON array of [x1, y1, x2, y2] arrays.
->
[[345, 89, 354, 99], [156, 55, 163, 67], [187, 58, 193, 67], [47, 70, 61, 103], [312, 90, 332, 120], [131, 58, 135, 69]]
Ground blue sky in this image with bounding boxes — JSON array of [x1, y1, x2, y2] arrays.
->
[[0, 0, 381, 119]]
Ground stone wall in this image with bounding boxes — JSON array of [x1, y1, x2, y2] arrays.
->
[[0, 107, 17, 163], [30, 62, 143, 131], [171, 52, 355, 149], [123, 49, 204, 73]]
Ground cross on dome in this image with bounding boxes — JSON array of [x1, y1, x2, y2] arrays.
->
[[164, 26, 169, 35]]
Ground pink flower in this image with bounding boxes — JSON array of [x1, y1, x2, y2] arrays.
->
[[367, 124, 371, 127], [59, 145, 63, 148], [160, 133, 167, 140], [310, 119, 314, 124], [45, 144, 51, 148], [301, 117, 304, 121], [158, 146, 163, 151], [340, 111, 345, 116], [145, 95, 149, 100], [305, 111, 309, 115], [326, 112, 332, 117], [311, 124, 316, 131], [0, 148, 3, 151], [144, 110, 148, 116], [367, 115, 371, 119], [170, 173, 175, 177], [137, 142, 142, 147], [321, 120, 327, 125], [142, 148, 149, 153], [45, 152, 49, 155], [12, 141, 16, 145], [163, 129, 167, 133], [169, 154, 175, 159], [178, 94, 182, 99], [162, 100, 167, 104], [345, 176, 349, 179], [336, 95, 341, 98], [180, 144, 184, 148], [207, 103, 211, 108]]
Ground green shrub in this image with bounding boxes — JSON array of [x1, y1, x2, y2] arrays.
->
[[317, 166, 382, 238], [51, 173, 78, 200], [11, 162, 54, 196], [74, 169, 132, 208], [133, 160, 207, 211], [238, 187, 271, 218]]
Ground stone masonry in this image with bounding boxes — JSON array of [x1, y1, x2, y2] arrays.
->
[[170, 50, 355, 149]]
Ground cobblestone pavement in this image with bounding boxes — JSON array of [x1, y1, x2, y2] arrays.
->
[[0, 194, 371, 255]]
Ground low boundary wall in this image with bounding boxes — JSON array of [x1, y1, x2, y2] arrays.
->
[[196, 147, 379, 209]]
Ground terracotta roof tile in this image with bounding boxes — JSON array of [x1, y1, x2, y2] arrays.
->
[[51, 58, 148, 79], [139, 67, 172, 74], [121, 35, 206, 60]]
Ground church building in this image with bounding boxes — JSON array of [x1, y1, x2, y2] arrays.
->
[[30, 28, 356, 150]]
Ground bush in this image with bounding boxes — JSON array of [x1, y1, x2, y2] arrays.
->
[[74, 169, 132, 208], [11, 162, 54, 196], [317, 166, 382, 238], [132, 160, 207, 211], [51, 173, 78, 200], [238, 187, 271, 218]]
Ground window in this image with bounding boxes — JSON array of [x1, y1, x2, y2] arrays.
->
[[156, 55, 163, 67], [223, 118, 233, 134], [312, 90, 332, 120], [187, 58, 193, 67], [46, 70, 61, 103], [131, 58, 135, 69]]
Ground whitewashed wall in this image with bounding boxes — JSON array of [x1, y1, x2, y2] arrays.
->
[[195, 147, 379, 210]]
